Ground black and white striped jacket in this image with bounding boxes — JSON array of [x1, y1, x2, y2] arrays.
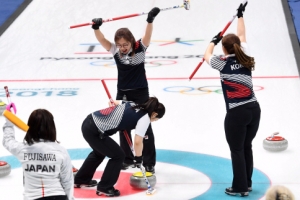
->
[[209, 43, 257, 110], [92, 101, 150, 137], [109, 39, 148, 90]]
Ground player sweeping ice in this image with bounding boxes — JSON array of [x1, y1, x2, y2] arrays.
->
[[74, 97, 165, 197]]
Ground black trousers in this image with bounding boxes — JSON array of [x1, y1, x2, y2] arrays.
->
[[224, 101, 261, 192], [74, 115, 125, 190], [116, 87, 156, 166], [35, 196, 67, 200]]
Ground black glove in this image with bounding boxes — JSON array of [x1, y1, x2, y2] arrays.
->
[[134, 156, 143, 168], [146, 7, 160, 23], [237, 2, 248, 18], [92, 18, 102, 30], [210, 32, 223, 45]]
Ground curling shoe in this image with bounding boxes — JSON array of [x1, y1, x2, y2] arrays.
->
[[74, 180, 97, 188], [121, 162, 136, 170], [225, 187, 249, 197], [96, 187, 120, 197], [145, 165, 155, 174]]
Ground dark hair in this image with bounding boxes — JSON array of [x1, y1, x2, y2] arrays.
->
[[114, 28, 136, 57], [133, 97, 165, 119], [222, 34, 255, 71], [24, 109, 58, 145]]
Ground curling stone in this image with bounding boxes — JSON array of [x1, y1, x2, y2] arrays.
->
[[0, 100, 6, 114], [263, 132, 288, 152], [130, 171, 156, 189], [0, 161, 11, 177]]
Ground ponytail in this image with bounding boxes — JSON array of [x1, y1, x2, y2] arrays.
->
[[222, 34, 255, 71], [233, 43, 255, 71], [133, 97, 165, 118]]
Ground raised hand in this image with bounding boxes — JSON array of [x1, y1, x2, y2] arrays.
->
[[92, 18, 103, 30], [237, 2, 248, 18], [210, 32, 223, 45], [146, 7, 160, 23]]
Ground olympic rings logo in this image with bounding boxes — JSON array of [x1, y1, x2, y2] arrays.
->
[[164, 85, 264, 95], [90, 60, 177, 68]]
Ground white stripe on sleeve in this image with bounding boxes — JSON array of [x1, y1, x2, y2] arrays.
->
[[134, 114, 150, 137]]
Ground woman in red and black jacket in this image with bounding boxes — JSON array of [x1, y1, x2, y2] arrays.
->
[[74, 97, 165, 197], [89, 7, 160, 174], [204, 3, 261, 197]]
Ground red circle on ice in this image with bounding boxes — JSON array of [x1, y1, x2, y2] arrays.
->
[[74, 171, 144, 198]]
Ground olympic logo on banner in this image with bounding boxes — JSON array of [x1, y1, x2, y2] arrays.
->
[[164, 85, 264, 95], [90, 60, 177, 68]]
